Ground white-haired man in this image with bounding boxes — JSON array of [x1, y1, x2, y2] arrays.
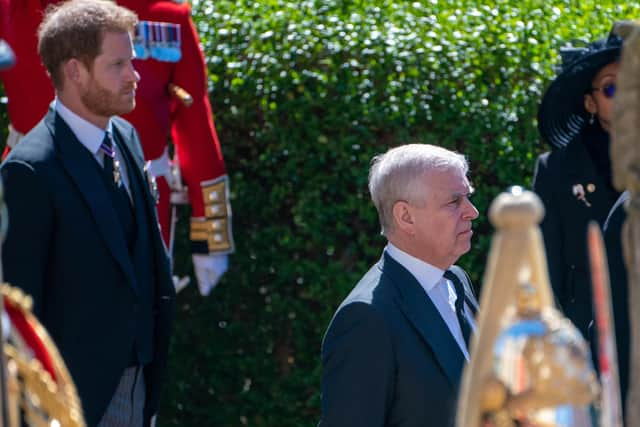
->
[[320, 143, 479, 427]]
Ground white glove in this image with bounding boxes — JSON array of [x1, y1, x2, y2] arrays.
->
[[192, 253, 229, 296]]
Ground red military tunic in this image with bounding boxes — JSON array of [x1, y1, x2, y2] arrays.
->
[[0, 0, 55, 138], [0, 0, 233, 257]]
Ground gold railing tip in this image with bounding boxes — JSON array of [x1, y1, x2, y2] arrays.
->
[[489, 186, 544, 229], [612, 20, 640, 39]]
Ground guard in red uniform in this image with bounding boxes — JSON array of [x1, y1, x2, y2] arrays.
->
[[0, 0, 233, 295]]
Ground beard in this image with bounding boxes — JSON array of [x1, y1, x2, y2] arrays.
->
[[80, 78, 136, 119]]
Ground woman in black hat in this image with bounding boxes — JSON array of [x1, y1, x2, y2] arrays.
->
[[533, 34, 622, 341]]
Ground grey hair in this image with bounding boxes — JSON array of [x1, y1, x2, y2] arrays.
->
[[368, 143, 469, 236]]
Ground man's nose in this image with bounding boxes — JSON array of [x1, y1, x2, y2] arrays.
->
[[463, 198, 479, 220], [126, 62, 140, 83]]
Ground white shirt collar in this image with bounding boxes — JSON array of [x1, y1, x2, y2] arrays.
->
[[54, 98, 112, 156], [385, 242, 445, 293]]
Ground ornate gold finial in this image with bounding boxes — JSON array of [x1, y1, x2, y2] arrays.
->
[[456, 188, 599, 427], [515, 282, 541, 318], [489, 186, 544, 231]]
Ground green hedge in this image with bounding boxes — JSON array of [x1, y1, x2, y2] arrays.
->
[[1, 1, 638, 426], [164, 1, 640, 425]]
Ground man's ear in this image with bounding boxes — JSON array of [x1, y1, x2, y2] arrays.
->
[[392, 201, 415, 236], [62, 58, 85, 84], [584, 93, 597, 115]]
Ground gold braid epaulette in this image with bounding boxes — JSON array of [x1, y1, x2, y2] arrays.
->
[[190, 175, 234, 254]]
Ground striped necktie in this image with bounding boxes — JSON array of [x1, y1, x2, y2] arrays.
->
[[100, 132, 118, 185], [444, 270, 473, 348]]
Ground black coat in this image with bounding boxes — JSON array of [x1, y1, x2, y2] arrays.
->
[[1, 109, 175, 426], [319, 252, 477, 427], [532, 129, 619, 339]]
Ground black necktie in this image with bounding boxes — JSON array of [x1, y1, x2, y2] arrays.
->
[[444, 270, 473, 348]]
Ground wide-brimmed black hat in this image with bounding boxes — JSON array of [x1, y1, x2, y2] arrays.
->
[[0, 39, 15, 71], [537, 32, 623, 149]]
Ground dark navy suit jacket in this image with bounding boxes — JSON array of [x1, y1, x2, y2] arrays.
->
[[1, 109, 175, 426], [319, 252, 477, 427]]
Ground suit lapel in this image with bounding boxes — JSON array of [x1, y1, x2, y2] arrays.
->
[[45, 110, 139, 296], [381, 253, 466, 386]]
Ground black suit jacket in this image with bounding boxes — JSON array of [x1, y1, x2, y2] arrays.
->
[[533, 135, 619, 338], [319, 252, 477, 427], [1, 109, 175, 426]]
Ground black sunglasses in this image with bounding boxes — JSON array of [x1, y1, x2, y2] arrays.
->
[[591, 83, 616, 99]]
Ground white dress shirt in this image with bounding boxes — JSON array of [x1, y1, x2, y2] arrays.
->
[[385, 243, 474, 360], [55, 99, 131, 195]]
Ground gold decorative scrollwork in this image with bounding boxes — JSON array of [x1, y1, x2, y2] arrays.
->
[[1, 284, 86, 427]]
